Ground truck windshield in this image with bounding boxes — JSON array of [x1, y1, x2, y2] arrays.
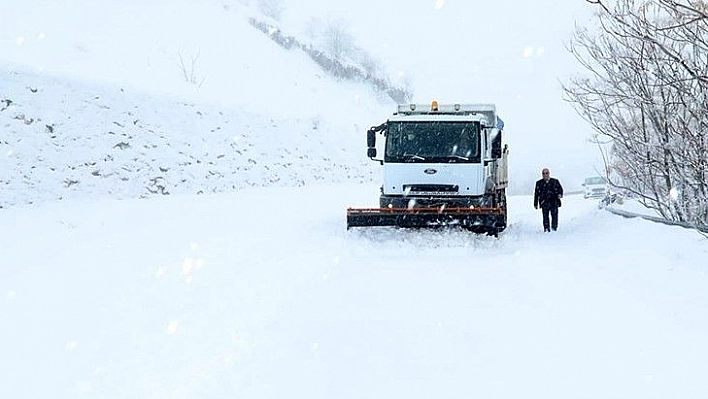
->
[[385, 121, 481, 163]]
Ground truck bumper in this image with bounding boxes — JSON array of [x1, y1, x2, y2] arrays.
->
[[346, 207, 507, 233]]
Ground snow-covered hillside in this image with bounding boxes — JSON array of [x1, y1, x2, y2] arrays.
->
[[1, 0, 603, 210], [1, 0, 399, 208], [0, 66, 380, 208]]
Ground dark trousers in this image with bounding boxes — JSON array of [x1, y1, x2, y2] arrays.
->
[[541, 205, 559, 231]]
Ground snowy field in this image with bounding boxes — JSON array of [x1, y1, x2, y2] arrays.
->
[[2, 186, 708, 398]]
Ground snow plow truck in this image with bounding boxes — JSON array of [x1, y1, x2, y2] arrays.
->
[[346, 101, 509, 235]]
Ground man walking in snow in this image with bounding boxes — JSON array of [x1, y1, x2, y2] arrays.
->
[[534, 168, 564, 232]]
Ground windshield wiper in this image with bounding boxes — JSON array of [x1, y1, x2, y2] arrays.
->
[[401, 154, 427, 162], [447, 155, 470, 161]]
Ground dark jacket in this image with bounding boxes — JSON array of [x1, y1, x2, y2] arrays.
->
[[534, 177, 564, 209]]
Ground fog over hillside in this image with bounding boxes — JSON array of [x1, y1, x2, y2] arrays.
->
[[1, 0, 392, 208], [1, 0, 599, 209]]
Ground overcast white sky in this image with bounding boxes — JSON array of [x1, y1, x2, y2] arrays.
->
[[279, 0, 599, 187], [5, 2, 707, 398]]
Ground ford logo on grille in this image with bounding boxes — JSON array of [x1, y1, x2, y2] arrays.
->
[[424, 168, 437, 175]]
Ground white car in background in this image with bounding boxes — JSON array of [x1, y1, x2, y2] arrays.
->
[[583, 176, 608, 199]]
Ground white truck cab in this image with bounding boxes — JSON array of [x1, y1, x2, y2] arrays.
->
[[347, 102, 509, 235]]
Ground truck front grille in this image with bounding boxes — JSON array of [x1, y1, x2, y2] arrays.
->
[[403, 184, 459, 195]]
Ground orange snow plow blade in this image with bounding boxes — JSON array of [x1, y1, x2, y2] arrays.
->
[[346, 207, 506, 232]]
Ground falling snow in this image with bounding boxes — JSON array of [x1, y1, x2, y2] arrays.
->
[[1, 1, 707, 398]]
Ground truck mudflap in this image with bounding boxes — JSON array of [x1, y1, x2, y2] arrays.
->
[[346, 207, 506, 232]]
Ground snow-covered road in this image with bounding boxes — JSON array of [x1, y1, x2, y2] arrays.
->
[[2, 183, 707, 398]]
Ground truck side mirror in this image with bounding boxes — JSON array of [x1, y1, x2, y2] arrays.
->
[[367, 127, 378, 159], [366, 122, 386, 161], [491, 131, 503, 159]]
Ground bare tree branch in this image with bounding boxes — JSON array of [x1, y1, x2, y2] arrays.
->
[[566, 0, 708, 226]]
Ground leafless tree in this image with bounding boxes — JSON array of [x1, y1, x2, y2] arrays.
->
[[564, 0, 708, 226], [178, 50, 206, 87]]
